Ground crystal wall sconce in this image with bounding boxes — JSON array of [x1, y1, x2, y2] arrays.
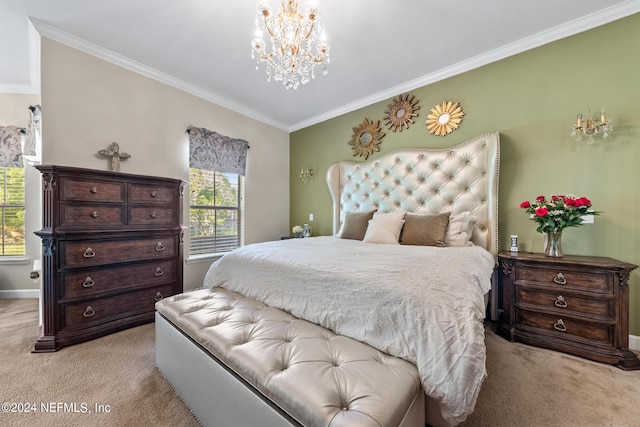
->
[[300, 166, 314, 183], [570, 108, 613, 144]]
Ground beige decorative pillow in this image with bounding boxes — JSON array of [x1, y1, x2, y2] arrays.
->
[[340, 210, 376, 240], [400, 212, 450, 246], [372, 209, 406, 220], [445, 211, 477, 247], [363, 216, 405, 244]]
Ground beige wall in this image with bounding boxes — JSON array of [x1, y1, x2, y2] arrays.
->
[[1, 38, 290, 294], [290, 13, 640, 335]]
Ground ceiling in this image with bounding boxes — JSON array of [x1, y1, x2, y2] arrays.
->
[[1, 0, 639, 132]]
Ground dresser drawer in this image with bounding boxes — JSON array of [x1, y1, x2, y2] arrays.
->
[[515, 286, 612, 319], [60, 204, 124, 227], [60, 177, 124, 202], [61, 260, 177, 299], [517, 310, 613, 345], [128, 206, 176, 225], [128, 183, 176, 204], [61, 237, 177, 268], [62, 284, 174, 328], [516, 265, 612, 293]]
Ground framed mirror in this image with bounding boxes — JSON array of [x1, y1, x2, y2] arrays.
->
[[348, 118, 385, 159], [384, 94, 420, 132], [425, 101, 464, 136]]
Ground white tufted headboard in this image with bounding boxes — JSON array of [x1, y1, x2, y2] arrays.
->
[[327, 132, 500, 255]]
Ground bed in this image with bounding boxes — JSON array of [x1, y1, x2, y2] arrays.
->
[[156, 132, 500, 426]]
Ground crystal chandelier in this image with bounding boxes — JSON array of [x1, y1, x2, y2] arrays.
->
[[570, 108, 613, 144], [251, 1, 330, 90]]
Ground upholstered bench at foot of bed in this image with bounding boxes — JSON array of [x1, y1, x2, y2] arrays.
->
[[155, 287, 425, 427]]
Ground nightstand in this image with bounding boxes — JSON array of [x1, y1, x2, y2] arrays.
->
[[497, 251, 640, 370]]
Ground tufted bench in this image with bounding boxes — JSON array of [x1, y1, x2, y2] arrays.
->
[[155, 287, 425, 427]]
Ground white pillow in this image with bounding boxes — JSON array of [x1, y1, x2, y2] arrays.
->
[[338, 209, 403, 237], [363, 216, 405, 244], [445, 212, 477, 247]]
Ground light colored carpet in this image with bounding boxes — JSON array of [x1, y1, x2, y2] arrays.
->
[[461, 323, 640, 427], [1, 298, 639, 427], [0, 298, 199, 427]]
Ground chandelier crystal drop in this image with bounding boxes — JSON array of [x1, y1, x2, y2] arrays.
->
[[251, 1, 330, 90]]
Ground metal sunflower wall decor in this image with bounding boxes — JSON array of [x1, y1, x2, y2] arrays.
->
[[425, 101, 465, 136], [384, 93, 420, 132], [348, 118, 385, 160]]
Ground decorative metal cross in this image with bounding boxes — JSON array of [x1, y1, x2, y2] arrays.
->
[[98, 142, 131, 172]]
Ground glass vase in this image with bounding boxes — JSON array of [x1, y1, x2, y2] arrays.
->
[[544, 231, 563, 257]]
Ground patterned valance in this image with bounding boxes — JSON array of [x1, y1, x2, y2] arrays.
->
[[188, 126, 250, 176], [0, 126, 24, 168]]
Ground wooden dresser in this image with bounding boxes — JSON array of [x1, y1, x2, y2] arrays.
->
[[497, 251, 640, 370], [33, 165, 186, 352]]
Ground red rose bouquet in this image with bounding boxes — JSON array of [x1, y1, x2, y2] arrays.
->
[[520, 194, 599, 233]]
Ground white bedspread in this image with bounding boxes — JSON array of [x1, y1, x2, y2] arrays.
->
[[204, 236, 495, 425]]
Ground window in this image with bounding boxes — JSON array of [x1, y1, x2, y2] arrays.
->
[[189, 168, 243, 256], [0, 167, 26, 256]]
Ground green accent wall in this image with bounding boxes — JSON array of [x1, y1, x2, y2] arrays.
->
[[290, 13, 640, 335]]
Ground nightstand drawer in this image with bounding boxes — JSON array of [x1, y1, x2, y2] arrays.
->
[[517, 310, 612, 345], [517, 265, 612, 293], [61, 260, 177, 299], [60, 177, 124, 202], [515, 287, 612, 319]]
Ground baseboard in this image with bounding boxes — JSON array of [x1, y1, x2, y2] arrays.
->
[[0, 289, 39, 299], [630, 334, 640, 352]]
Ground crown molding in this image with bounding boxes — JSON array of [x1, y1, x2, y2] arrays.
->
[[29, 18, 290, 132], [289, 1, 640, 132]]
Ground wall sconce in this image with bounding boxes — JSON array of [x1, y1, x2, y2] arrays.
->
[[300, 166, 314, 183], [570, 108, 613, 144]]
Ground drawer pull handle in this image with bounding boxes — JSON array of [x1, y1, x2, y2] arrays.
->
[[91, 210, 99, 218], [83, 247, 96, 258], [553, 319, 567, 332], [82, 277, 95, 288], [150, 211, 157, 218], [83, 306, 96, 318], [554, 295, 568, 308], [150, 191, 157, 197], [553, 272, 566, 285], [155, 242, 165, 252], [154, 267, 164, 277], [155, 292, 164, 302], [90, 187, 98, 193]]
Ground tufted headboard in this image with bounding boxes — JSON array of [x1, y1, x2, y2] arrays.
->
[[326, 132, 500, 256]]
